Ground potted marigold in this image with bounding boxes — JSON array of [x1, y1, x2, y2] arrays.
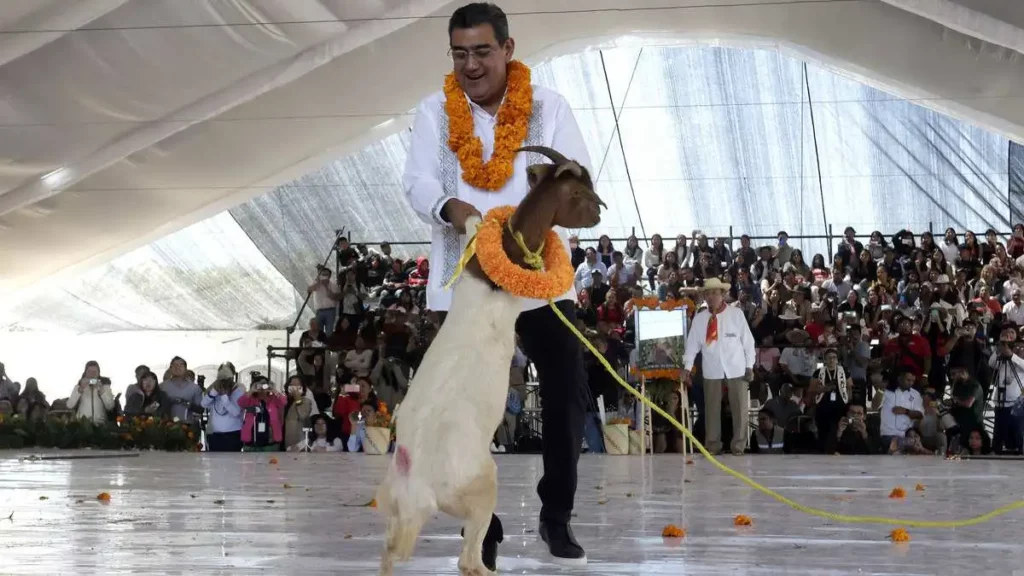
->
[[603, 417, 631, 455], [363, 401, 392, 455]]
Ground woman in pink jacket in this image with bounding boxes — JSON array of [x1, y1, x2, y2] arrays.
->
[[237, 377, 287, 451]]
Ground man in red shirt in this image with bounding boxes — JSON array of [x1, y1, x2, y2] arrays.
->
[[883, 312, 932, 387]]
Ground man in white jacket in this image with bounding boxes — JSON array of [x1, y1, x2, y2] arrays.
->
[[683, 278, 756, 455]]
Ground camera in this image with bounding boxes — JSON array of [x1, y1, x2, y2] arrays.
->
[[343, 383, 360, 394], [88, 378, 99, 385]]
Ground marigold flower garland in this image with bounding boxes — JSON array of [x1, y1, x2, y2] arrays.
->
[[444, 61, 533, 191], [473, 206, 574, 300]]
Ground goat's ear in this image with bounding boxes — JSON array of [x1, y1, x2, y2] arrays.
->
[[526, 163, 554, 189]]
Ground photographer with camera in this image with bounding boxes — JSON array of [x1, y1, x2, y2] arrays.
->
[[283, 376, 315, 452], [160, 356, 203, 424], [200, 362, 245, 452], [308, 266, 342, 337], [835, 403, 874, 454], [331, 376, 377, 449], [882, 311, 931, 388], [124, 371, 169, 419], [67, 360, 115, 424], [238, 375, 286, 452], [987, 325, 1024, 454]]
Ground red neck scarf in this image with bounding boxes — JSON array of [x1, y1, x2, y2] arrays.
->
[[705, 301, 729, 345]]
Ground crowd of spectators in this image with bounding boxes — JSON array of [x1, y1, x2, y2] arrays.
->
[[569, 226, 1024, 457], [3, 225, 1024, 458]]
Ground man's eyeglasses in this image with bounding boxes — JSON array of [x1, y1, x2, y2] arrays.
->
[[449, 45, 498, 65]]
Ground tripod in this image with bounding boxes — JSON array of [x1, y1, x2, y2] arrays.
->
[[991, 353, 1024, 455]]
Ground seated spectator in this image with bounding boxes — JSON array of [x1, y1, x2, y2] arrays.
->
[[574, 247, 608, 293], [300, 318, 327, 345], [596, 289, 625, 326], [340, 268, 368, 328], [124, 371, 170, 419], [962, 427, 992, 456], [882, 312, 932, 385], [406, 256, 429, 287], [15, 378, 49, 422], [161, 356, 203, 423], [125, 365, 150, 399], [346, 401, 379, 452], [834, 403, 874, 454], [0, 362, 19, 403], [889, 428, 933, 455], [67, 361, 115, 424], [788, 250, 811, 282], [363, 254, 388, 290], [308, 414, 343, 452], [865, 230, 887, 261], [644, 234, 664, 290], [748, 407, 785, 454], [284, 376, 315, 452], [1003, 289, 1024, 326], [778, 335, 817, 386], [343, 334, 375, 379], [200, 363, 245, 452], [238, 377, 286, 451], [622, 235, 644, 272], [879, 368, 924, 450], [918, 388, 947, 455], [332, 376, 378, 448], [809, 254, 830, 284], [836, 227, 863, 268]]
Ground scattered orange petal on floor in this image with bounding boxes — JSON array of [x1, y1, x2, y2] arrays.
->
[[889, 528, 911, 542], [96, 492, 111, 502], [661, 524, 686, 538], [888, 486, 906, 499], [269, 457, 279, 465], [685, 459, 694, 465], [733, 514, 753, 526], [366, 498, 377, 508], [914, 483, 926, 491]]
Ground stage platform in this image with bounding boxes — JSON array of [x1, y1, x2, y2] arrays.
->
[[1, 452, 1022, 575]]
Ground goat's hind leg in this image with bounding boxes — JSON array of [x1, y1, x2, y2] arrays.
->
[[454, 461, 498, 576]]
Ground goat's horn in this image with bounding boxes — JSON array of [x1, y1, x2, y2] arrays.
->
[[516, 146, 571, 166]]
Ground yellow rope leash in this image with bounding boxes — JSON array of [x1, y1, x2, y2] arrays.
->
[[546, 302, 1024, 528], [445, 210, 1023, 527]]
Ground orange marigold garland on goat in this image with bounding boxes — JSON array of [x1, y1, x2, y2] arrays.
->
[[472, 206, 574, 300], [444, 61, 533, 191]]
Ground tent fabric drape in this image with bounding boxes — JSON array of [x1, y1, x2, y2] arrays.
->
[[2, 45, 1016, 333]]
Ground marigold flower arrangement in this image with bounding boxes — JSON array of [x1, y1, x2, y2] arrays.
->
[[444, 61, 533, 191], [889, 527, 910, 542], [733, 514, 753, 526], [661, 524, 686, 538], [473, 206, 574, 300], [366, 402, 393, 428], [889, 486, 906, 499]]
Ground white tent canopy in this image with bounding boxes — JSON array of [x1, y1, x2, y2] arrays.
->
[[2, 0, 1024, 333]]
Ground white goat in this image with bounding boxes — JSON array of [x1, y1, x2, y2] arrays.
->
[[376, 146, 605, 576]]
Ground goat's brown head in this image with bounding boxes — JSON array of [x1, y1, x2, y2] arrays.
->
[[517, 146, 606, 230]]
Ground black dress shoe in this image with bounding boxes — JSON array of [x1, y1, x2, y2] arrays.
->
[[461, 514, 504, 572], [539, 521, 587, 566]]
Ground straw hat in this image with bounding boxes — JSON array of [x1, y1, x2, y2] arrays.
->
[[701, 277, 731, 292]]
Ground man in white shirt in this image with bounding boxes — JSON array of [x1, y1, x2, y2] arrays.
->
[[402, 3, 590, 566], [1003, 290, 1024, 326], [306, 267, 341, 336], [683, 278, 756, 456], [988, 335, 1024, 454], [879, 368, 923, 449], [574, 247, 607, 292]]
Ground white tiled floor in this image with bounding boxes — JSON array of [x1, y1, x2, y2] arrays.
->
[[2, 451, 1023, 574]]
